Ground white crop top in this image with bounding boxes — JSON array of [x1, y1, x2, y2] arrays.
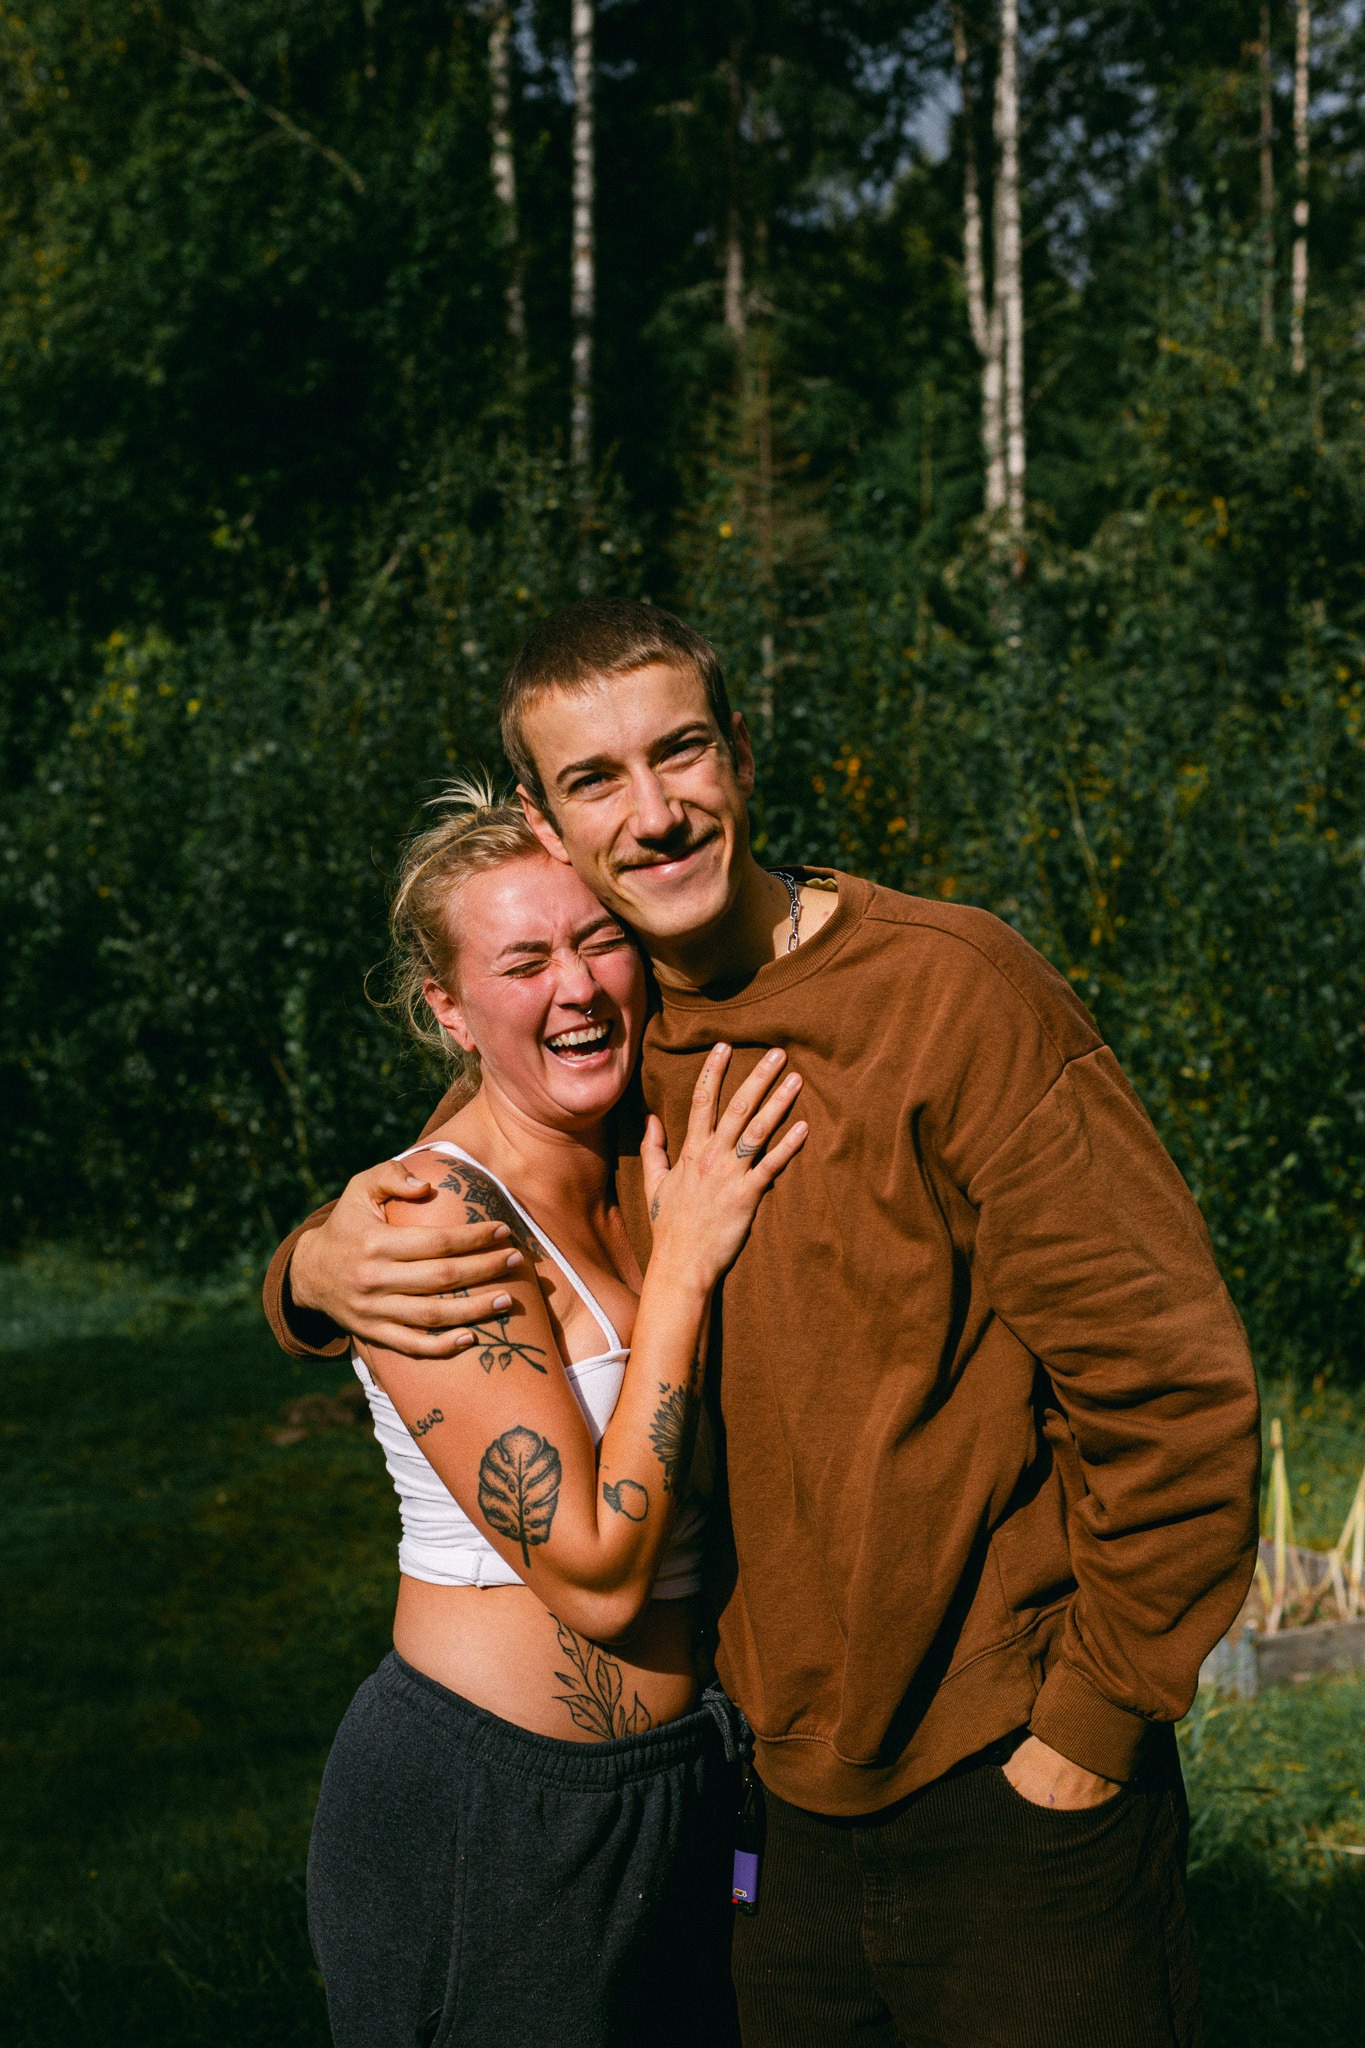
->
[[353, 1142, 706, 1599]]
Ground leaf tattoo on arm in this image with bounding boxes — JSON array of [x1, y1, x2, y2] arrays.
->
[[477, 1426, 562, 1568], [601, 1477, 649, 1521], [552, 1619, 652, 1740], [464, 1316, 548, 1376], [648, 1382, 698, 1497]]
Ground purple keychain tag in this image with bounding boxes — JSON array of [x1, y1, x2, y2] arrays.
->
[[731, 1846, 760, 1909], [732, 1760, 762, 1912]]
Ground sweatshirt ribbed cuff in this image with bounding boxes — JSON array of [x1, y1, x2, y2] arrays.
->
[[1028, 1663, 1152, 1783], [262, 1221, 350, 1359]]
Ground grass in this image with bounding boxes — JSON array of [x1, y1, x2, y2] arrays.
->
[[1181, 1680, 1365, 2044], [1, 1250, 1363, 2044], [0, 1252, 394, 2044], [1177, 1376, 1365, 2045]]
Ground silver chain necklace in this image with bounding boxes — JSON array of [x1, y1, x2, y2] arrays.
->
[[770, 869, 803, 953]]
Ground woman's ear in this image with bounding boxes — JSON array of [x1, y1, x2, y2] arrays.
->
[[423, 978, 477, 1053]]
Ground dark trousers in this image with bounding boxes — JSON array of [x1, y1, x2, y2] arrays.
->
[[731, 1731, 1203, 2048], [307, 1652, 742, 2048]]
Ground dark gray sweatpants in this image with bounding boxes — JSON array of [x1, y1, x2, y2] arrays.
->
[[307, 1651, 742, 2048]]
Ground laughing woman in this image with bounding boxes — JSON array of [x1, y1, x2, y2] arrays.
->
[[305, 779, 806, 2048]]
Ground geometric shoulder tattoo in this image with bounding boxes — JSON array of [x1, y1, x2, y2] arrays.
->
[[478, 1425, 562, 1568], [551, 1618, 652, 1741], [440, 1161, 541, 1265]]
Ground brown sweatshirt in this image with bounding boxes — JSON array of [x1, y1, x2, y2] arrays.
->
[[263, 870, 1260, 1815]]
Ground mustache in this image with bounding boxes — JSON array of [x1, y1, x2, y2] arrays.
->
[[614, 823, 718, 871]]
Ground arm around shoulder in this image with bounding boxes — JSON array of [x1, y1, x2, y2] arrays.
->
[[260, 1078, 508, 1360], [262, 1153, 528, 1362]]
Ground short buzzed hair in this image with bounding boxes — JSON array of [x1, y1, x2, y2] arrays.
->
[[499, 598, 736, 810]]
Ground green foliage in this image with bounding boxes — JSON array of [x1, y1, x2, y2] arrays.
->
[[0, 7, 1364, 1376], [681, 234, 1365, 1375], [3, 14, 1364, 2038], [1, 442, 637, 1262], [0, 2, 508, 763]]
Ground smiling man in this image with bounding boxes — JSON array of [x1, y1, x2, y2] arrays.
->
[[265, 599, 1259, 2048]]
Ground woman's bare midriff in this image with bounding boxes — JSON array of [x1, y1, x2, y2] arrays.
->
[[393, 1576, 704, 1741]]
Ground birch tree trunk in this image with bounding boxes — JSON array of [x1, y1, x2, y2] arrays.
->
[[1259, 5, 1275, 350], [995, 0, 1025, 544], [1291, 0, 1310, 373], [952, 5, 1004, 517], [570, 0, 595, 484], [724, 52, 746, 346], [724, 216, 746, 343], [487, 4, 525, 346]]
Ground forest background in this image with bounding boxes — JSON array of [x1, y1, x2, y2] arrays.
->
[[1, 0, 1363, 1383]]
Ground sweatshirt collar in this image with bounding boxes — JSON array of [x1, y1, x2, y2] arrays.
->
[[655, 868, 870, 1012]]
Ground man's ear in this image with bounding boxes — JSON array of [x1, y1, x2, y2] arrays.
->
[[730, 712, 757, 799], [423, 980, 477, 1053], [516, 785, 573, 865]]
